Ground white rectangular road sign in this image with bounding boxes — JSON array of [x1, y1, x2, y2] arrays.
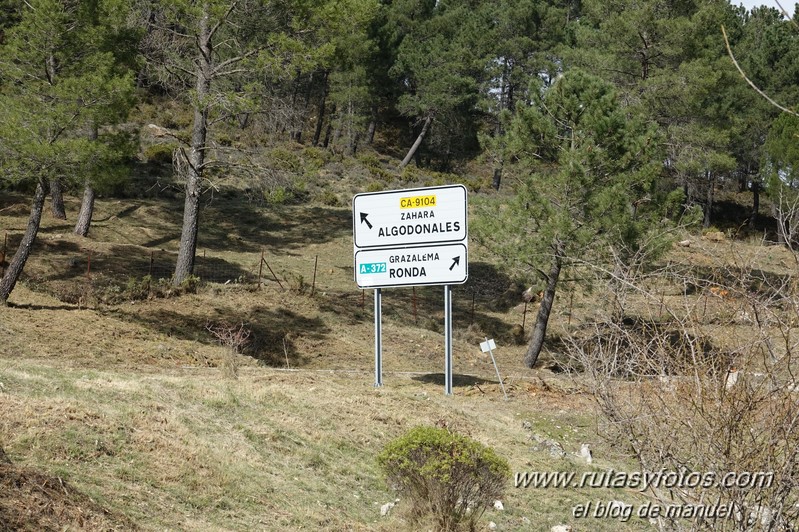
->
[[353, 184, 467, 249], [480, 338, 496, 353], [355, 243, 468, 289]]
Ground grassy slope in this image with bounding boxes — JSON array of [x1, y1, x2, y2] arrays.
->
[[1, 147, 793, 530]]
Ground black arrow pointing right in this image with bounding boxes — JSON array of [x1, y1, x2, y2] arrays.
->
[[359, 212, 373, 229], [449, 256, 460, 271]]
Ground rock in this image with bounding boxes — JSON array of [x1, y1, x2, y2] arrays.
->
[[493, 500, 504, 511], [380, 502, 395, 517], [734, 310, 752, 324], [551, 525, 572, 532], [530, 433, 566, 458], [147, 123, 173, 137], [488, 522, 497, 530], [725, 368, 740, 390], [749, 504, 773, 527], [521, 421, 532, 430], [704, 231, 725, 242], [578, 443, 593, 464], [521, 516, 530, 525], [676, 239, 692, 247]]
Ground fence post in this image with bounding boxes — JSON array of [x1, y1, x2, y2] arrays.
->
[[258, 249, 264, 289], [311, 255, 318, 296], [262, 256, 285, 291]]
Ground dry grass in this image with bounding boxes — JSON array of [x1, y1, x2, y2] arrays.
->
[[0, 359, 653, 531], [2, 175, 796, 530]]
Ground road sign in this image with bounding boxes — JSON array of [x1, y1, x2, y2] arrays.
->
[[353, 184, 467, 249], [355, 243, 467, 289], [480, 338, 497, 353]]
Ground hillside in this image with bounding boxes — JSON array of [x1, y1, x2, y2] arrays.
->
[[2, 144, 798, 530]]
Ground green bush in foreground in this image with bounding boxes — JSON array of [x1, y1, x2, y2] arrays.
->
[[377, 426, 510, 531]]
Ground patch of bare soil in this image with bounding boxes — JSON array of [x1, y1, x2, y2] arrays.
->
[[0, 463, 133, 531]]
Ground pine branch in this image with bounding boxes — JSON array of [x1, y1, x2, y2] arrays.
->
[[721, 25, 799, 117]]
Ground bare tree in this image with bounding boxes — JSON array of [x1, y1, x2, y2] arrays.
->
[[564, 239, 799, 531]]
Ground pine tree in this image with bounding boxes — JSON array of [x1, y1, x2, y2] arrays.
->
[[0, 0, 134, 303], [385, 0, 488, 168], [476, 70, 662, 367]]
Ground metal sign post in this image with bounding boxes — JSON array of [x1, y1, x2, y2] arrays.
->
[[374, 288, 383, 387], [444, 285, 453, 395], [353, 184, 468, 395]]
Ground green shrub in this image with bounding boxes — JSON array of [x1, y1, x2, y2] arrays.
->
[[315, 190, 341, 207], [268, 147, 302, 173], [125, 275, 152, 300], [282, 271, 306, 294], [264, 186, 294, 205], [357, 152, 382, 169], [663, 188, 686, 220], [179, 274, 202, 294], [369, 166, 394, 181], [143, 144, 176, 165], [302, 146, 330, 170], [377, 426, 510, 531], [400, 164, 422, 182], [366, 181, 384, 192]]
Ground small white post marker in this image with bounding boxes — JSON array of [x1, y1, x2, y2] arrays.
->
[[480, 337, 507, 401]]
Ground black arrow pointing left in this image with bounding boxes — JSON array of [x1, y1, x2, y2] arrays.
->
[[359, 212, 373, 229]]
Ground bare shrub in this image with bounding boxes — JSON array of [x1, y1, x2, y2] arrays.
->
[[564, 239, 799, 531], [205, 321, 251, 379]]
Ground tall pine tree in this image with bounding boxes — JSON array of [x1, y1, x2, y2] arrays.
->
[[476, 70, 662, 367]]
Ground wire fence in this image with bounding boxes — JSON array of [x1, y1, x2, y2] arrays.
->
[[2, 231, 547, 344]]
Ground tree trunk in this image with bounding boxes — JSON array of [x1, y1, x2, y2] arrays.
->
[[703, 171, 714, 229], [492, 165, 503, 191], [173, 6, 211, 286], [0, 179, 47, 304], [750, 180, 760, 228], [524, 241, 564, 368], [73, 184, 96, 237], [349, 133, 360, 156], [50, 178, 66, 219], [399, 113, 433, 169], [312, 71, 329, 147], [366, 104, 378, 145], [293, 72, 314, 144], [323, 104, 335, 148]]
